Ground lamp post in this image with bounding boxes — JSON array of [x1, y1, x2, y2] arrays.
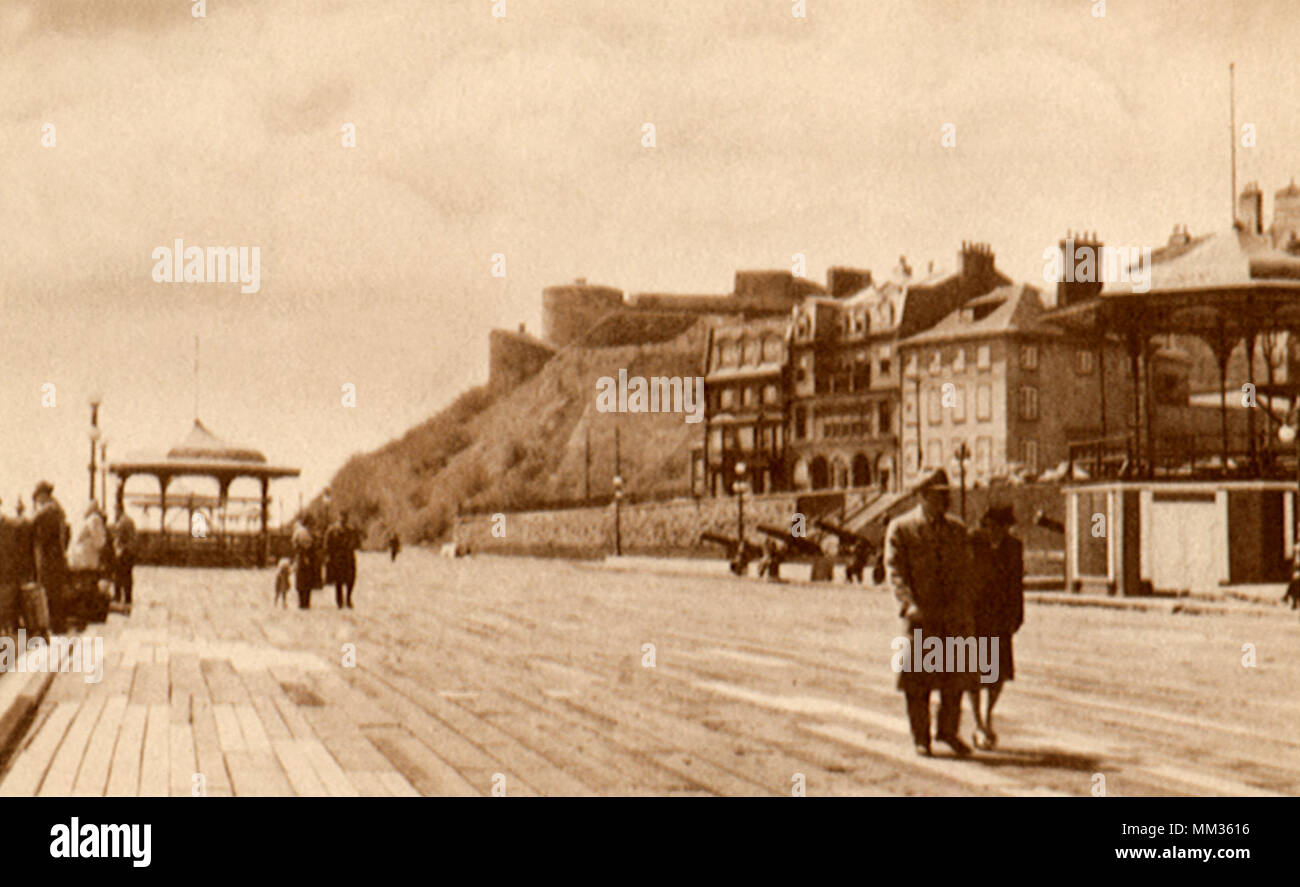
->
[[88, 392, 103, 507], [1279, 412, 1300, 555], [100, 439, 109, 511], [953, 441, 971, 522], [733, 461, 750, 543], [612, 474, 624, 556]]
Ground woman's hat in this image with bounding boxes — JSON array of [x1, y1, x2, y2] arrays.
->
[[33, 480, 54, 497]]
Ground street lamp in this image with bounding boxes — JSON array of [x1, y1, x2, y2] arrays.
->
[[612, 474, 624, 556], [1280, 414, 1299, 555], [952, 441, 971, 522], [733, 461, 750, 543], [88, 392, 103, 507], [99, 438, 109, 512]]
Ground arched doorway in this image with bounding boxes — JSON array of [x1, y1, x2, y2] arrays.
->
[[809, 456, 829, 490], [851, 453, 871, 487]]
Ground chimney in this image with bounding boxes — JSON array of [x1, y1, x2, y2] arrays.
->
[[826, 266, 872, 299], [1238, 182, 1263, 234], [958, 241, 994, 284], [1056, 230, 1104, 308]]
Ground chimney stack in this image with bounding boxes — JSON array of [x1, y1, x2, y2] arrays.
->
[[826, 266, 872, 299], [1238, 182, 1263, 234], [958, 241, 994, 284], [1057, 230, 1104, 308]]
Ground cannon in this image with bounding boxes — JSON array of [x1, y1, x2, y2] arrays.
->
[[755, 524, 825, 559], [815, 518, 886, 584], [1033, 509, 1065, 534], [699, 531, 762, 576]]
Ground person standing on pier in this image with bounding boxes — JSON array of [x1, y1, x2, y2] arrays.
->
[[292, 517, 318, 609], [325, 511, 360, 609], [112, 504, 137, 609], [31, 481, 70, 632], [388, 531, 401, 561]]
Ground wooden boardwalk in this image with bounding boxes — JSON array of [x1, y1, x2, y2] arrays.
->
[[2, 551, 1299, 796]]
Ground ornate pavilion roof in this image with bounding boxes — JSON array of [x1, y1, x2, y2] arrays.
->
[[109, 419, 300, 479]]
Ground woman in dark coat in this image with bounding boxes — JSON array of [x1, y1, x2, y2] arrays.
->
[[967, 504, 1024, 750], [292, 518, 317, 609]]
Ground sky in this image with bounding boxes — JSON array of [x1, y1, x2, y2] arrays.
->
[[3, 0, 1300, 525]]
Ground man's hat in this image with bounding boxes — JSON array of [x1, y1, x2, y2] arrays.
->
[[33, 480, 54, 497], [908, 467, 952, 494], [983, 504, 1016, 526]]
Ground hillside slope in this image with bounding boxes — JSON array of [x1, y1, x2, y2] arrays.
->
[[323, 321, 714, 546]]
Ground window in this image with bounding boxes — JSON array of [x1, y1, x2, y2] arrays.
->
[[1019, 386, 1039, 421], [953, 348, 966, 373], [879, 357, 891, 377], [744, 339, 762, 366], [739, 426, 754, 450], [977, 344, 991, 370], [1022, 438, 1039, 474], [878, 401, 892, 436], [952, 383, 967, 423], [1077, 349, 1095, 374], [721, 388, 736, 410], [1020, 344, 1039, 370], [763, 384, 780, 405], [976, 383, 992, 421], [709, 428, 723, 452], [929, 350, 943, 375], [742, 385, 756, 407], [905, 353, 918, 376], [975, 436, 991, 473], [793, 406, 808, 440], [926, 441, 942, 469], [927, 387, 943, 425]]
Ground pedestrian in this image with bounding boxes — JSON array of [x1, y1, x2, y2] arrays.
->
[[30, 481, 70, 634], [1282, 551, 1300, 610], [884, 468, 976, 757], [111, 504, 137, 610], [388, 531, 401, 561], [325, 511, 360, 609], [274, 558, 292, 608], [292, 518, 317, 609], [967, 503, 1024, 751]]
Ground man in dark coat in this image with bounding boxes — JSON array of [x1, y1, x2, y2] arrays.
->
[[885, 468, 976, 757], [111, 505, 138, 607], [325, 512, 360, 609], [292, 518, 317, 609], [968, 503, 1024, 750], [31, 481, 70, 633]]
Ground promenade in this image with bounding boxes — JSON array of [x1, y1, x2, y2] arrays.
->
[[2, 550, 1297, 796]]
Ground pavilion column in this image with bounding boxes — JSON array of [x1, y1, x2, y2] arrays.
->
[[1245, 330, 1258, 466], [259, 476, 270, 568], [157, 474, 171, 548], [1126, 332, 1144, 475], [217, 476, 232, 562]]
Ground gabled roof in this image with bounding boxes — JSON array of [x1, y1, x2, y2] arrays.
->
[[899, 283, 1059, 346]]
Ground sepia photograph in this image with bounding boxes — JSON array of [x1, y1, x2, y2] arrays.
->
[[0, 0, 1293, 867]]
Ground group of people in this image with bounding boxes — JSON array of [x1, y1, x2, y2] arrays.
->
[[884, 467, 1025, 757], [0, 481, 137, 639], [278, 512, 361, 610]]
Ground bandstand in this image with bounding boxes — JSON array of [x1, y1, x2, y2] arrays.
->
[[108, 419, 300, 568], [1047, 221, 1300, 595]]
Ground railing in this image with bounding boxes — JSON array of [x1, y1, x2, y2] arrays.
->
[[1068, 432, 1293, 481]]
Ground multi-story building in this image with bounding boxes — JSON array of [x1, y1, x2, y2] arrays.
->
[[783, 242, 1010, 494], [692, 317, 791, 497], [897, 282, 1134, 486]]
